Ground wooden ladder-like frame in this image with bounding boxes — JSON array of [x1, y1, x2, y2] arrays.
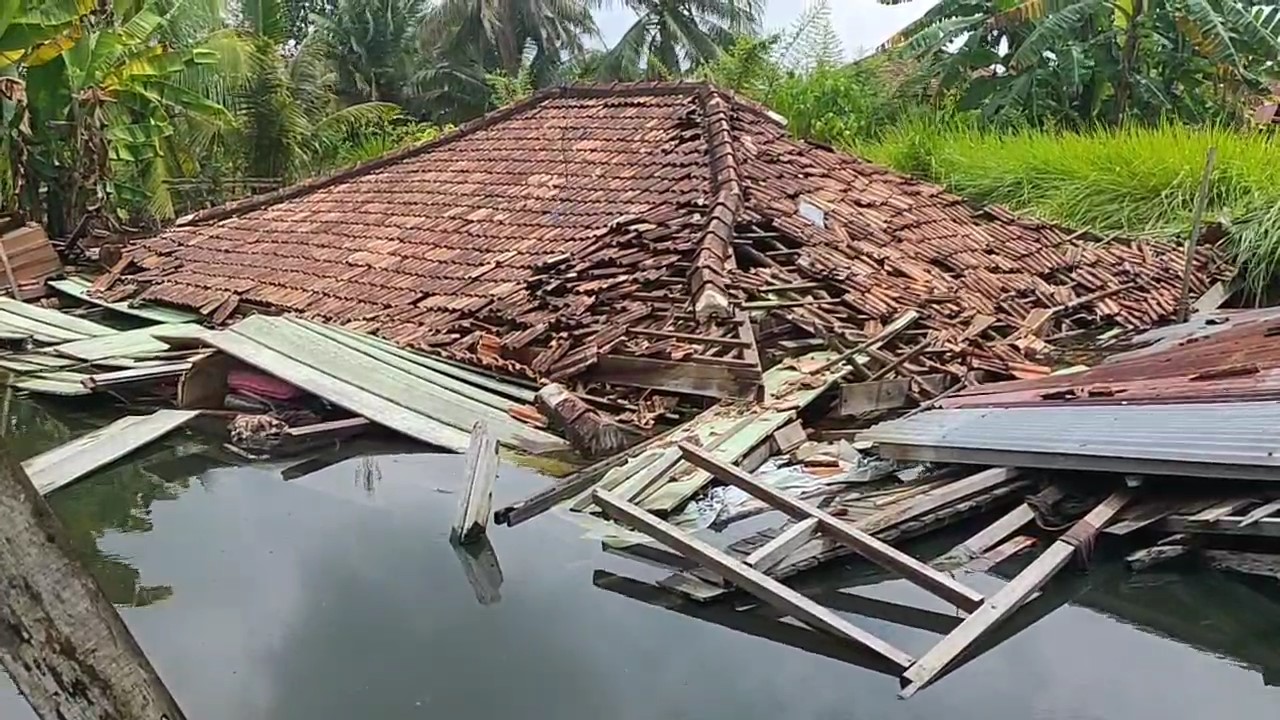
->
[[594, 442, 1131, 698]]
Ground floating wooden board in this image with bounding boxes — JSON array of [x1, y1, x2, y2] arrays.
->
[[21, 410, 202, 494], [452, 421, 500, 545]]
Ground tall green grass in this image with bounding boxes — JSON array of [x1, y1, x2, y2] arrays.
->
[[855, 118, 1280, 295]]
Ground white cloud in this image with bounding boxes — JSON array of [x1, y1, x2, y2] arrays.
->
[[594, 0, 939, 60]]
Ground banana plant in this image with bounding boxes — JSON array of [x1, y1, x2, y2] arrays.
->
[[881, 0, 1280, 126], [2, 0, 249, 231]]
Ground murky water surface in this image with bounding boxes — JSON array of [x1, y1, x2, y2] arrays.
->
[[2, 398, 1279, 719]]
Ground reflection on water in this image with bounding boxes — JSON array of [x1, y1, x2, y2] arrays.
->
[[3, 396, 192, 607], [0, 394, 1278, 720]]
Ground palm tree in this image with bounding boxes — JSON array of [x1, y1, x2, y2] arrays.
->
[[416, 0, 598, 120], [230, 0, 403, 183], [595, 0, 764, 80], [312, 0, 424, 105]]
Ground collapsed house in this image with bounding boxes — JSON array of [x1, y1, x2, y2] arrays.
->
[[97, 82, 1226, 431], [4, 83, 1263, 699]]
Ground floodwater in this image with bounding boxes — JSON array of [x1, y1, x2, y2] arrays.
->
[[2, 398, 1280, 719]]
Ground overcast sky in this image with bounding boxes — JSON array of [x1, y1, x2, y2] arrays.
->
[[594, 0, 938, 59]]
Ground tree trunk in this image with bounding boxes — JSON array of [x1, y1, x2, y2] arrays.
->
[[1114, 0, 1145, 124], [0, 441, 187, 720]]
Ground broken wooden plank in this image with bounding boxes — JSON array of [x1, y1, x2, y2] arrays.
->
[[859, 467, 1024, 535], [641, 351, 855, 512], [1126, 544, 1191, 572], [0, 441, 188, 720], [587, 354, 753, 399], [21, 410, 202, 495], [451, 421, 500, 545], [1239, 499, 1280, 527], [1189, 497, 1254, 523], [935, 501, 1037, 569], [812, 310, 920, 375], [839, 378, 912, 416], [680, 442, 986, 612], [1159, 515, 1280, 537], [771, 419, 807, 454], [82, 361, 194, 391], [1103, 498, 1184, 535], [745, 517, 821, 574], [627, 326, 752, 347], [493, 422, 689, 526], [899, 490, 1132, 698], [966, 536, 1037, 573], [593, 488, 915, 672]]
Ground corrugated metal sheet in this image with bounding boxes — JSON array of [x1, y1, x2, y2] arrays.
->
[[0, 298, 114, 344], [48, 276, 201, 324], [944, 311, 1280, 409], [198, 315, 566, 455], [860, 402, 1280, 480]]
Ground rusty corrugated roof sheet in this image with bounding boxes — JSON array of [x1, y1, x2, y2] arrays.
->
[[943, 309, 1280, 409], [108, 82, 1231, 389]]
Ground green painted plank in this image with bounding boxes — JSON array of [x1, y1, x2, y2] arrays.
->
[[0, 354, 78, 372], [636, 351, 853, 513], [21, 410, 202, 493], [319, 321, 537, 403], [48, 277, 202, 324], [203, 327, 472, 452], [50, 323, 202, 362], [0, 298, 115, 341], [11, 371, 93, 396], [232, 317, 563, 452], [207, 316, 566, 454], [283, 318, 523, 412]]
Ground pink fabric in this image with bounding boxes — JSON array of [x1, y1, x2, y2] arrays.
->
[[227, 369, 304, 402]]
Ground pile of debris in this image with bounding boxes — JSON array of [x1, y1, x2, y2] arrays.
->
[[95, 83, 1227, 433], [4, 82, 1270, 699]]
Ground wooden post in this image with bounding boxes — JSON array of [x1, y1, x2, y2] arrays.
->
[[1177, 146, 1217, 322], [899, 490, 1132, 698], [0, 440, 187, 719], [0, 237, 20, 298], [451, 421, 499, 545]]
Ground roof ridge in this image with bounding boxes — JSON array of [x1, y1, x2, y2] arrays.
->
[[174, 88, 568, 228], [691, 87, 743, 320]]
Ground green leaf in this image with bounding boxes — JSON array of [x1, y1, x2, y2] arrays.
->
[[105, 121, 171, 142], [118, 7, 164, 44], [1010, 0, 1104, 69], [1176, 0, 1245, 73]]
